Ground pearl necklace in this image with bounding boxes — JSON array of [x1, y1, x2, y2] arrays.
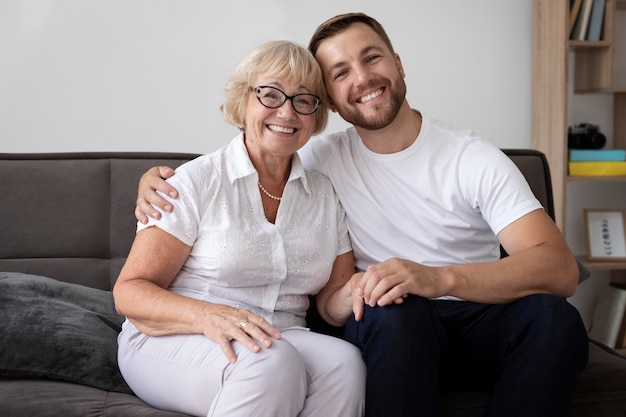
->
[[258, 182, 282, 201]]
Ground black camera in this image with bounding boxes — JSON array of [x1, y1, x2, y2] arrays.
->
[[568, 123, 606, 149]]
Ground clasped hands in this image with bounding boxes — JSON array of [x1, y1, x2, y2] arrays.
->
[[351, 257, 448, 320]]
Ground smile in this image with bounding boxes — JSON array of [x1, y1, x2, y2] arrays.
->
[[267, 124, 296, 134], [358, 88, 383, 104]]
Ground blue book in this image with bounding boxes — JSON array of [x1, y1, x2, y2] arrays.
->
[[586, 0, 606, 41], [570, 149, 626, 161]]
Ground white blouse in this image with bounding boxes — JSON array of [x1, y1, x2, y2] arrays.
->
[[138, 134, 351, 330]]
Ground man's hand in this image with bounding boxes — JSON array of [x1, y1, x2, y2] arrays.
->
[[357, 258, 447, 307], [135, 166, 178, 224]]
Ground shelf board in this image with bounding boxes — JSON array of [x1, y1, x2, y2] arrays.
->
[[568, 175, 626, 182], [569, 40, 611, 50], [577, 256, 626, 271], [573, 87, 626, 94]]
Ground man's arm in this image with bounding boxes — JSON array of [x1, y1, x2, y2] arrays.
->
[[135, 166, 179, 224], [358, 209, 579, 306]]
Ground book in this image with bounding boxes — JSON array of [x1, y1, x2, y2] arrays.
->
[[571, 0, 594, 40], [569, 149, 626, 161], [586, 0, 606, 41], [570, 0, 584, 37], [589, 284, 626, 348], [569, 161, 626, 176]]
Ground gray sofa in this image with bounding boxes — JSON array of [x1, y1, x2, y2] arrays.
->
[[1, 151, 625, 417]]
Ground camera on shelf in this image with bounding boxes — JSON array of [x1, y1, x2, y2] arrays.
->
[[568, 123, 606, 149]]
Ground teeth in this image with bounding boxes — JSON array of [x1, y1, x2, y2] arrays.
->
[[359, 89, 383, 103], [268, 125, 295, 134]]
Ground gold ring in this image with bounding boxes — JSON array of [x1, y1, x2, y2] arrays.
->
[[238, 320, 248, 331]]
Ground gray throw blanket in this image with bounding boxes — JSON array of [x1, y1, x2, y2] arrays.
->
[[0, 272, 132, 394]]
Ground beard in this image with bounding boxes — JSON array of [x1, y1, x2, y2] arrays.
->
[[336, 76, 407, 131]]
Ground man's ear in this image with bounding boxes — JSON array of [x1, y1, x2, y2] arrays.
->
[[329, 98, 338, 113], [395, 53, 406, 78]]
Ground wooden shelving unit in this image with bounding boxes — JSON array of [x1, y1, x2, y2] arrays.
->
[[532, 0, 626, 271], [579, 257, 626, 271]]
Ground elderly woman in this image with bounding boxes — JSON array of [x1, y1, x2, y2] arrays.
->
[[113, 41, 365, 417]]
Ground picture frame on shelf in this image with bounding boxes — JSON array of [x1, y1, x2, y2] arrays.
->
[[584, 209, 626, 261]]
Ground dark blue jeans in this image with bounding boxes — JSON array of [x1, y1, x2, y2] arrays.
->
[[343, 294, 589, 417]]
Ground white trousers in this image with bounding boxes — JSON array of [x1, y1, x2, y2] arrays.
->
[[118, 322, 365, 417]]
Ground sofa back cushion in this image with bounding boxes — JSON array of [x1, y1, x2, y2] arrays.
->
[[0, 153, 198, 290]]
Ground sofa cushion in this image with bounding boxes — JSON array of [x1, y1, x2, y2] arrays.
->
[[0, 272, 132, 394], [0, 378, 190, 417]]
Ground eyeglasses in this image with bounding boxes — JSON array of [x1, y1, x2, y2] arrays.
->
[[251, 86, 320, 115]]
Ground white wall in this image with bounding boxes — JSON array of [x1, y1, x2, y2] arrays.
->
[[0, 0, 532, 154]]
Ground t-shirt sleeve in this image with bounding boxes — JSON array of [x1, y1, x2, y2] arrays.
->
[[460, 141, 543, 236]]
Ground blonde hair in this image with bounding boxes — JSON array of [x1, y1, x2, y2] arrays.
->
[[221, 40, 329, 135]]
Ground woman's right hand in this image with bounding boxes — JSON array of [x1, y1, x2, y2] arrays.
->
[[201, 305, 282, 364], [135, 166, 179, 224], [128, 303, 281, 364], [115, 226, 281, 364]]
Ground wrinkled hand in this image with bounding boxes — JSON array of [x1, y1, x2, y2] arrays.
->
[[203, 305, 281, 364], [135, 166, 178, 224], [348, 271, 400, 322], [350, 272, 366, 321], [358, 257, 448, 307]]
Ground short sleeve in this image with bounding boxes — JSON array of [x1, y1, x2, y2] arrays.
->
[[137, 160, 204, 246]]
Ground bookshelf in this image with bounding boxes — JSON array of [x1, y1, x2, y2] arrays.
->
[[532, 0, 626, 271]]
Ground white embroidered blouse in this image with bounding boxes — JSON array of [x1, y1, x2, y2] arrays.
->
[[138, 134, 351, 330]]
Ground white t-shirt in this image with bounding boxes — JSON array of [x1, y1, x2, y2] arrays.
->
[[139, 134, 351, 330], [299, 114, 542, 275]]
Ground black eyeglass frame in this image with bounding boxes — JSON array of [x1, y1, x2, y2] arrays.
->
[[251, 85, 321, 115]]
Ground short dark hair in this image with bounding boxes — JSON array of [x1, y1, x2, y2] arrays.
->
[[308, 13, 396, 57]]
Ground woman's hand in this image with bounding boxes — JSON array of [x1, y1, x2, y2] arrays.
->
[[198, 305, 282, 364], [350, 272, 366, 321], [114, 226, 281, 364], [315, 252, 364, 326]]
